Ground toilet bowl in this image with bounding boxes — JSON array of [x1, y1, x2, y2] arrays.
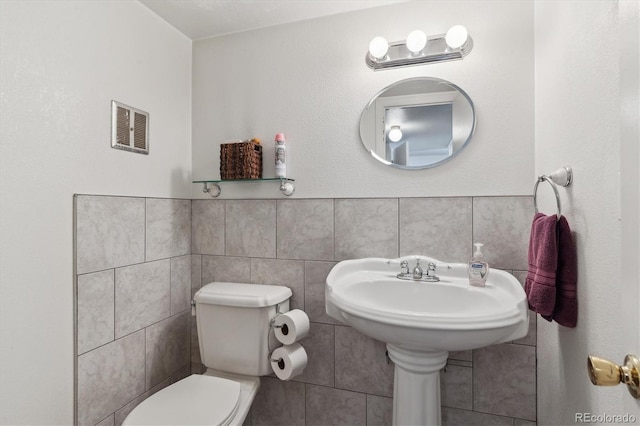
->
[[122, 371, 259, 426], [123, 282, 292, 426]]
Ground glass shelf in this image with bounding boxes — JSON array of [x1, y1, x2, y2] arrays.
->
[[193, 178, 295, 197], [193, 178, 294, 184]]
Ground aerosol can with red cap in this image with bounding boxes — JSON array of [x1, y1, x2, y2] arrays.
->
[[275, 133, 286, 178]]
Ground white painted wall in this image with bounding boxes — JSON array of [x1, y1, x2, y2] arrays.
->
[[620, 0, 640, 418], [0, 1, 192, 424], [535, 1, 638, 423], [192, 0, 534, 199]]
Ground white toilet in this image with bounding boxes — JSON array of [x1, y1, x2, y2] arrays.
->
[[123, 281, 292, 426]]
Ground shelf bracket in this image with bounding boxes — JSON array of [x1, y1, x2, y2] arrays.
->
[[203, 182, 221, 198], [279, 179, 295, 196]]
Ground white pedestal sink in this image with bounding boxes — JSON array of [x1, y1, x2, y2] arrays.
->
[[325, 256, 529, 426]]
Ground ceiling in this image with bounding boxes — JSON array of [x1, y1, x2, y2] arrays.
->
[[139, 0, 408, 40]]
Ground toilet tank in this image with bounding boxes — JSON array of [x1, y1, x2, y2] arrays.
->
[[194, 282, 292, 376]]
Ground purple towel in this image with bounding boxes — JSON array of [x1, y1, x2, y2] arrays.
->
[[525, 213, 578, 327], [525, 213, 558, 317], [549, 215, 578, 327]]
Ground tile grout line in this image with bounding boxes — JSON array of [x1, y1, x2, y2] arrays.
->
[[397, 197, 400, 258], [112, 268, 116, 349]]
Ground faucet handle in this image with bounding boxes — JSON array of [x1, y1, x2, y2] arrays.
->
[[400, 260, 409, 275], [426, 262, 437, 276]]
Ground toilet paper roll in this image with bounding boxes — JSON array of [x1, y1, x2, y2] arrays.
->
[[270, 343, 308, 381], [273, 309, 310, 345]]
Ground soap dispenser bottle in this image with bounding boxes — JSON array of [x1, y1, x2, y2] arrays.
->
[[468, 243, 489, 287]]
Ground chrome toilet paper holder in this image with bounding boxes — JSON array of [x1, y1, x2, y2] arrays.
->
[[269, 304, 294, 337], [269, 306, 287, 366], [268, 305, 310, 374], [269, 306, 288, 330], [271, 357, 286, 369]]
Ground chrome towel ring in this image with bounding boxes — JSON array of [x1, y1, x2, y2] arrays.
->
[[533, 166, 573, 219]]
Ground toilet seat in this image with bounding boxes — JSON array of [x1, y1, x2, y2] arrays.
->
[[123, 374, 241, 426]]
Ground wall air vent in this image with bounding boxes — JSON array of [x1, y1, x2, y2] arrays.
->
[[111, 100, 149, 154]]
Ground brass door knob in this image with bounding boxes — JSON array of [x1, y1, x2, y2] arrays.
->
[[587, 354, 640, 399]]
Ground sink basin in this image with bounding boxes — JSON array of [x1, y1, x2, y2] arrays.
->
[[325, 256, 529, 425], [325, 256, 528, 352]]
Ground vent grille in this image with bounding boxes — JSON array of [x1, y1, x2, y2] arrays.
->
[[111, 101, 149, 154], [116, 107, 130, 147], [133, 112, 147, 150]]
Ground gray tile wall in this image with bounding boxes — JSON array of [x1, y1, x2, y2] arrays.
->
[[74, 195, 192, 426], [191, 196, 537, 426], [75, 195, 536, 425]]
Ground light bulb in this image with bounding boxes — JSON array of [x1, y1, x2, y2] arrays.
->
[[406, 30, 427, 54], [445, 25, 468, 49], [369, 36, 389, 60], [388, 126, 402, 142]]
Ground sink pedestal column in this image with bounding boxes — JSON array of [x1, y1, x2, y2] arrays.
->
[[386, 345, 449, 426]]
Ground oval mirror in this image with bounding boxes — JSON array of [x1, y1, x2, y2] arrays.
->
[[359, 77, 476, 169]]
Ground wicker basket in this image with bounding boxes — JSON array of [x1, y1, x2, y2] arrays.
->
[[220, 139, 262, 180]]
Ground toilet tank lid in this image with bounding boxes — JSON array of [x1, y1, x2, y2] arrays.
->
[[195, 282, 292, 308]]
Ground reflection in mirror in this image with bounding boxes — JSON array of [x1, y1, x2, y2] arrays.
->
[[359, 77, 475, 169]]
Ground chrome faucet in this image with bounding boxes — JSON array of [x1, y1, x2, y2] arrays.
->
[[396, 258, 440, 282], [413, 259, 424, 279]]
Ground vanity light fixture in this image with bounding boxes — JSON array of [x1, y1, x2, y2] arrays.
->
[[366, 25, 473, 70], [388, 126, 403, 142], [445, 25, 469, 49], [368, 36, 389, 60], [406, 30, 427, 54]]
